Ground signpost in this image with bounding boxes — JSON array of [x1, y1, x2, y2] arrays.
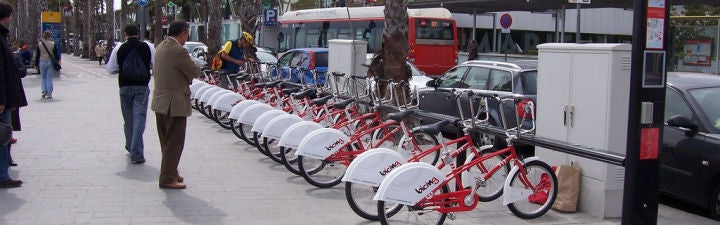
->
[[499, 13, 512, 60], [41, 11, 62, 64], [264, 9, 278, 26], [136, 0, 148, 40]]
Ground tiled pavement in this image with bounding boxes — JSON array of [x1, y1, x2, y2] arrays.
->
[[0, 54, 717, 225]]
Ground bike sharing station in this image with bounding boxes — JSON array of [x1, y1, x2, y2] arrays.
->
[[187, 0, 720, 224]]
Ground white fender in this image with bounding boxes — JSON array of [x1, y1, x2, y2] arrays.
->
[[296, 128, 350, 160], [229, 100, 260, 120], [278, 121, 322, 149], [194, 85, 216, 101], [207, 89, 232, 107], [251, 110, 287, 133], [213, 92, 244, 112], [199, 86, 223, 104], [190, 81, 207, 99], [238, 103, 275, 125], [503, 156, 541, 206], [373, 162, 445, 206], [342, 148, 405, 186], [261, 114, 303, 140]]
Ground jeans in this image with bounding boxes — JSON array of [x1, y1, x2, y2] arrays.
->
[[0, 108, 13, 182], [218, 70, 238, 90], [39, 61, 55, 96], [120, 86, 150, 161]]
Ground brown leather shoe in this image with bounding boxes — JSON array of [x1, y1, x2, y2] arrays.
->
[[177, 176, 184, 183], [0, 179, 22, 188], [159, 182, 186, 189]]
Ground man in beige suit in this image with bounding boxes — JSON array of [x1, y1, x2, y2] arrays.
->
[[150, 20, 201, 189]]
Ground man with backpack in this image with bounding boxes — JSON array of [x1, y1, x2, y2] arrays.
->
[[217, 32, 255, 90], [105, 24, 155, 164]]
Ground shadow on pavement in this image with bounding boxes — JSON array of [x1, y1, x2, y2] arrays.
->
[[0, 191, 26, 224], [163, 190, 227, 225], [115, 163, 160, 182]]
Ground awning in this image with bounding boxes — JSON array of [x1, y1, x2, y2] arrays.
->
[[408, 0, 720, 14]]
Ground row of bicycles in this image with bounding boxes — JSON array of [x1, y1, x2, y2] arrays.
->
[[189, 62, 558, 225]]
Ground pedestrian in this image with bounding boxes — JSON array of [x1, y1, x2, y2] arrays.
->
[[35, 30, 56, 99], [7, 47, 26, 167], [218, 31, 255, 90], [0, 0, 29, 188], [151, 20, 200, 189], [105, 24, 155, 164], [95, 42, 105, 65], [467, 40, 478, 61], [19, 44, 30, 66]]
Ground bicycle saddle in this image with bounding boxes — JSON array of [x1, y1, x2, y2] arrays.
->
[[386, 110, 415, 122], [412, 120, 451, 136], [265, 80, 283, 88], [311, 95, 334, 106], [282, 87, 301, 95], [293, 89, 316, 100], [332, 99, 355, 110]]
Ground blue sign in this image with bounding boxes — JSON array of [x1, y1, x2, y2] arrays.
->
[[264, 9, 277, 26], [41, 22, 62, 61], [136, 0, 148, 7], [500, 13, 512, 29]]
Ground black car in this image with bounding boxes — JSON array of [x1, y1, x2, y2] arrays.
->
[[661, 71, 720, 219], [417, 60, 538, 149]]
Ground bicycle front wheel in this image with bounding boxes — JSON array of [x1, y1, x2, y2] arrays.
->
[[297, 155, 346, 188], [474, 147, 509, 202], [506, 160, 558, 219], [346, 182, 402, 221], [405, 131, 441, 165], [377, 185, 448, 225]]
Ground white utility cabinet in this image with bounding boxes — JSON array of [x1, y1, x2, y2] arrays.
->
[[535, 43, 632, 218], [328, 39, 368, 95]]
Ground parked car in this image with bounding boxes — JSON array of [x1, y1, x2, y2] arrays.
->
[[417, 60, 538, 150], [660, 71, 720, 220], [275, 48, 328, 85], [183, 42, 208, 68]]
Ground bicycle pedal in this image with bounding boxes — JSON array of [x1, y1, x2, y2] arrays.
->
[[447, 213, 456, 220]]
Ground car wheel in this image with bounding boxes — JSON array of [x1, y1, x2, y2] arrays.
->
[[710, 183, 720, 220]]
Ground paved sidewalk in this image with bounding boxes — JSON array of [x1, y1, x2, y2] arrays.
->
[[0, 54, 716, 225]]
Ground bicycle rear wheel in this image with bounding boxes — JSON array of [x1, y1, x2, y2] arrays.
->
[[474, 147, 509, 202], [238, 123, 258, 147], [280, 147, 301, 175], [230, 119, 244, 140], [297, 155, 346, 188], [377, 185, 449, 225], [253, 132, 268, 155], [213, 109, 233, 129], [262, 137, 284, 163], [506, 160, 558, 219], [346, 182, 402, 221]]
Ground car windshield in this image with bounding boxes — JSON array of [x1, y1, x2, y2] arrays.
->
[[689, 86, 720, 132], [256, 52, 278, 63], [521, 71, 538, 95], [314, 52, 328, 68]]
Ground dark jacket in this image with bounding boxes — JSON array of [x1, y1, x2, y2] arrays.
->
[[116, 37, 152, 87], [0, 25, 28, 108], [220, 40, 246, 73]]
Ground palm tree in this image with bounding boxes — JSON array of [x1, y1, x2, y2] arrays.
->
[[206, 0, 222, 59], [382, 0, 410, 106], [240, 0, 261, 35]]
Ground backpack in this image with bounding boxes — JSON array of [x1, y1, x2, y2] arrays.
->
[[12, 52, 27, 78], [120, 43, 150, 82]]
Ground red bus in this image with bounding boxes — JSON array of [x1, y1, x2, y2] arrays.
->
[[278, 6, 458, 75]]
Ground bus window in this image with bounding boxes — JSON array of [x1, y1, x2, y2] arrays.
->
[[415, 19, 454, 40]]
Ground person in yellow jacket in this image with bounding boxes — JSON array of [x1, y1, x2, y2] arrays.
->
[[95, 43, 105, 65]]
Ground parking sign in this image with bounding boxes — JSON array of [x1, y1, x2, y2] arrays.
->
[[264, 9, 277, 26]]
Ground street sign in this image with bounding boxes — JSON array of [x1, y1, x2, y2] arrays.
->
[[166, 1, 175, 8], [568, 0, 591, 4], [136, 0, 148, 7], [501, 28, 511, 33], [262, 1, 271, 9], [264, 9, 277, 26], [499, 13, 512, 29]]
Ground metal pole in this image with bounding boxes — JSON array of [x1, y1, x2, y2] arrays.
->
[[621, 0, 664, 223], [139, 6, 145, 41], [493, 13, 497, 52], [576, 3, 581, 43], [717, 19, 719, 75], [561, 4, 565, 43], [555, 11, 559, 42], [472, 9, 477, 42]]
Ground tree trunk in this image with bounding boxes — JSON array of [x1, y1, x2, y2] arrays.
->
[[382, 0, 410, 106], [85, 0, 95, 59], [106, 0, 114, 55], [120, 0, 127, 29], [207, 0, 222, 58], [28, 0, 42, 52], [198, 0, 208, 43], [73, 0, 82, 56], [240, 0, 261, 35], [152, 0, 163, 45]]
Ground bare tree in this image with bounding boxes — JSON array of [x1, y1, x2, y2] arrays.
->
[[382, 0, 410, 106], [206, 0, 222, 60], [239, 0, 261, 35], [152, 0, 163, 45], [106, 0, 115, 55]]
